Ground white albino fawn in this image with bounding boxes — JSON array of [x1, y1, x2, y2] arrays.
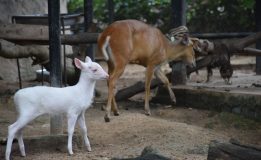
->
[[5, 56, 108, 160], [98, 19, 197, 122]]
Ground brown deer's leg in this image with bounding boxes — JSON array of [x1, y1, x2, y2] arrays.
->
[[104, 62, 126, 122], [155, 68, 176, 104], [111, 96, 120, 116], [104, 78, 114, 122], [144, 66, 154, 115]]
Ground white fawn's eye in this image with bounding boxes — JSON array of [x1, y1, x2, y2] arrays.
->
[[88, 66, 97, 73], [92, 69, 97, 73]]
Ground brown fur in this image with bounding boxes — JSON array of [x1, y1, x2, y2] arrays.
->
[[98, 20, 196, 122]]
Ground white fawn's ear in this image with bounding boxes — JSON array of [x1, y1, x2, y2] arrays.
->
[[74, 58, 83, 69], [85, 56, 92, 63]]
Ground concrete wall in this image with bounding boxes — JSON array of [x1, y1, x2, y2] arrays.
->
[[0, 0, 68, 81]]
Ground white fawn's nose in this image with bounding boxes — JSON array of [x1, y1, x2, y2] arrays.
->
[[105, 73, 109, 79]]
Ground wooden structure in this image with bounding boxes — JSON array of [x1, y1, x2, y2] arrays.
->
[[0, 24, 98, 45], [208, 140, 261, 160]]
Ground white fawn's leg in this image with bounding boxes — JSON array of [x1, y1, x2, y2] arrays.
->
[[144, 66, 154, 115], [16, 129, 26, 157], [77, 111, 91, 151], [6, 122, 17, 160], [155, 68, 176, 104], [67, 113, 78, 155], [6, 114, 37, 160]]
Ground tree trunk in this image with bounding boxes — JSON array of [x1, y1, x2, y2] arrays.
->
[[115, 79, 163, 101], [0, 39, 49, 64], [207, 140, 261, 160]]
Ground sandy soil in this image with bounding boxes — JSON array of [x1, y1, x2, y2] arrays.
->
[[0, 62, 260, 160]]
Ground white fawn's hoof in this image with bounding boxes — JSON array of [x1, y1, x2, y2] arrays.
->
[[144, 110, 151, 116], [87, 146, 92, 152], [21, 152, 26, 157], [171, 100, 176, 105]]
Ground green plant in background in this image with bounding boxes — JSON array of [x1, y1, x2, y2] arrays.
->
[[187, 0, 255, 32], [67, 0, 255, 33]]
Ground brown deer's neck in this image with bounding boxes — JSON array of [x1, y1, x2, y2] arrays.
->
[[166, 42, 187, 62]]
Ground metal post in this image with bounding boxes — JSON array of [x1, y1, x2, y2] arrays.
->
[[84, 0, 94, 60], [255, 0, 261, 74], [171, 0, 186, 28], [48, 0, 63, 135], [41, 65, 44, 86], [61, 17, 67, 86], [108, 0, 114, 24], [170, 0, 187, 85], [16, 58, 22, 89], [12, 17, 23, 89]]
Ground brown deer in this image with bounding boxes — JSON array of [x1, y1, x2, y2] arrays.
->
[[98, 20, 197, 122]]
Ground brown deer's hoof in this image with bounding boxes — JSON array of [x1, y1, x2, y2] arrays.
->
[[104, 116, 110, 122], [114, 111, 120, 116]]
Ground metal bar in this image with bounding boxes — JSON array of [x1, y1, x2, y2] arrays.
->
[[12, 13, 84, 26], [170, 0, 187, 85], [48, 0, 63, 135], [12, 16, 22, 89], [84, 0, 93, 32], [171, 0, 186, 28], [255, 0, 261, 74], [84, 0, 94, 60], [108, 0, 114, 24], [61, 17, 67, 86], [191, 32, 253, 39], [41, 65, 44, 86], [16, 58, 22, 89]]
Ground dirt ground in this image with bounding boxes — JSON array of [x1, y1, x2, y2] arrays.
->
[[0, 60, 261, 160]]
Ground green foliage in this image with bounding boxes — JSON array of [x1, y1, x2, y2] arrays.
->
[[67, 0, 255, 33], [68, 0, 84, 13], [187, 0, 255, 32]]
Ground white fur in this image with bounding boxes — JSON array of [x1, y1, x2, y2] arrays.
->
[[101, 36, 111, 61], [5, 56, 108, 160]]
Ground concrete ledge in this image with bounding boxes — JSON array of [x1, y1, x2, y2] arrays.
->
[[0, 134, 83, 158], [152, 86, 261, 121]]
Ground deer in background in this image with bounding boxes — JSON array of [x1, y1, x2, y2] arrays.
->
[[98, 20, 197, 122]]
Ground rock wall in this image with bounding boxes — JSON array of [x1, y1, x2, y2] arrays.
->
[[153, 86, 261, 121], [0, 0, 68, 82]]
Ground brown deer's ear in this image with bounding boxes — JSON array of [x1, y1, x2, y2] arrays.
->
[[181, 33, 189, 45]]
